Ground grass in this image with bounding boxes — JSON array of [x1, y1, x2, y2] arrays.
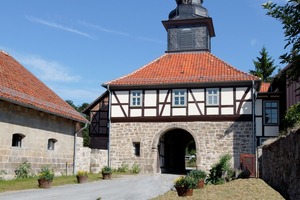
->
[[0, 173, 124, 193], [152, 178, 285, 200]]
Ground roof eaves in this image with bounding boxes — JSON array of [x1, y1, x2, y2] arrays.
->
[[0, 96, 87, 123]]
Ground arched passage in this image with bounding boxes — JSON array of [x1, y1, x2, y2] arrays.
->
[[158, 128, 195, 174]]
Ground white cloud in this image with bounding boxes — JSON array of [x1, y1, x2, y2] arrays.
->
[[19, 55, 81, 82], [26, 16, 97, 40], [79, 20, 129, 37]]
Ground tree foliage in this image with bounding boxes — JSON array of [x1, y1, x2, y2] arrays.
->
[[66, 100, 90, 147], [263, 0, 300, 82], [281, 102, 300, 133], [250, 46, 277, 82]]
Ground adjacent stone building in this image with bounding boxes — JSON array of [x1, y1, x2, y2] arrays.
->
[[0, 50, 87, 179], [83, 0, 282, 174]]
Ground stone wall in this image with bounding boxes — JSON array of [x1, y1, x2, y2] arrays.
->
[[75, 137, 108, 174], [109, 121, 254, 173], [0, 101, 76, 179], [0, 101, 108, 179], [260, 130, 300, 200]]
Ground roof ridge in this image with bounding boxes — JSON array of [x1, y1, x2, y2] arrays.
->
[[104, 54, 167, 86]]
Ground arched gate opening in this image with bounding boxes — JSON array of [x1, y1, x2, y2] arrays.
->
[[158, 128, 196, 174]]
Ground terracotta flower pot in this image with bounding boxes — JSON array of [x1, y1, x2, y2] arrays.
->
[[76, 175, 88, 183], [175, 186, 194, 197], [38, 179, 52, 188], [197, 179, 205, 188], [102, 172, 112, 180]]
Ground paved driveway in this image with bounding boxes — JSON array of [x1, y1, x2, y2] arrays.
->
[[0, 174, 179, 200]]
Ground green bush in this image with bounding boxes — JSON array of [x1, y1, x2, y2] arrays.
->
[[206, 154, 232, 185], [130, 163, 141, 174], [37, 165, 54, 181], [117, 163, 129, 173], [183, 176, 198, 189], [15, 161, 31, 179], [0, 170, 7, 181], [186, 157, 196, 167], [281, 102, 300, 133], [101, 166, 112, 174], [187, 170, 207, 181]]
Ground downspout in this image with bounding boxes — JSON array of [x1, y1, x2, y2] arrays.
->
[[251, 80, 256, 154], [107, 86, 112, 167], [73, 122, 88, 175]]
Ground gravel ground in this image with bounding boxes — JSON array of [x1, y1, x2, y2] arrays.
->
[[0, 174, 179, 200]]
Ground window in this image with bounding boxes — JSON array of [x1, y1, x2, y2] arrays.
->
[[264, 101, 279, 125], [12, 133, 24, 147], [173, 89, 186, 107], [130, 90, 142, 107], [180, 28, 194, 50], [48, 139, 57, 150], [133, 142, 140, 157], [207, 89, 219, 105]]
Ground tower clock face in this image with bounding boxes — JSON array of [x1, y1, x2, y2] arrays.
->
[[182, 0, 192, 4]]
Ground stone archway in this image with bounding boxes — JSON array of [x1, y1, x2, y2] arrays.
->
[[151, 124, 199, 174]]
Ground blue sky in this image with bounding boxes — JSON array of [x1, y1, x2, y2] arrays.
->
[[0, 0, 288, 106]]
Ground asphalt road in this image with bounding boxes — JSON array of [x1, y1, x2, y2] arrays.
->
[[0, 174, 179, 200]]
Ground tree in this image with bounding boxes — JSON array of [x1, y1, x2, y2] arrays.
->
[[263, 0, 300, 82], [66, 100, 90, 147], [250, 46, 277, 82]]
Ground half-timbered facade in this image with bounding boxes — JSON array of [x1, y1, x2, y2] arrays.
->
[[84, 0, 267, 173]]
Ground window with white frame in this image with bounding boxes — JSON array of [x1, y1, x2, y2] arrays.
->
[[173, 89, 186, 107], [130, 90, 142, 107], [207, 89, 219, 105], [12, 133, 24, 147], [264, 101, 279, 125]]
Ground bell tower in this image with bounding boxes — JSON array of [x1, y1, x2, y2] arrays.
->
[[162, 0, 215, 52]]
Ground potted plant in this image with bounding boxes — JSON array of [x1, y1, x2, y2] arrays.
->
[[187, 170, 207, 188], [183, 176, 197, 196], [76, 170, 88, 183], [37, 165, 54, 188], [174, 176, 186, 196], [174, 176, 197, 197], [101, 166, 112, 180]]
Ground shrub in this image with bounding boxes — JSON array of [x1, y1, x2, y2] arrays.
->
[[183, 176, 198, 189], [101, 166, 112, 174], [0, 170, 7, 181], [174, 176, 185, 187], [206, 154, 232, 185], [281, 102, 300, 133], [174, 176, 197, 189], [117, 163, 129, 173], [130, 163, 141, 174], [76, 170, 88, 177], [37, 165, 54, 181], [187, 170, 207, 181], [15, 161, 31, 179], [186, 157, 196, 167]]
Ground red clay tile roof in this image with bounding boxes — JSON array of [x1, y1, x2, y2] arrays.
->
[[105, 52, 260, 87], [259, 82, 271, 93], [0, 51, 87, 123]]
